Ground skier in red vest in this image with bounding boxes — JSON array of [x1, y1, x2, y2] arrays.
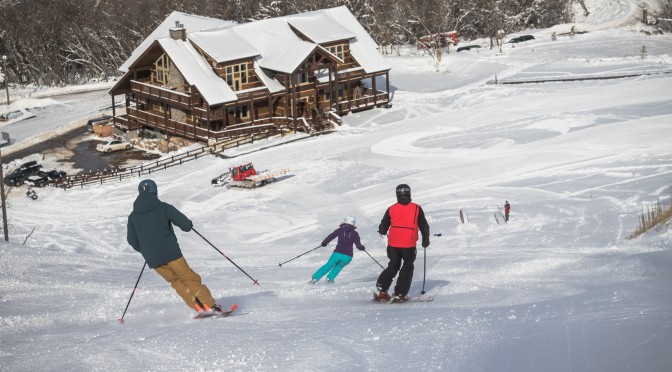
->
[[374, 184, 430, 303], [504, 201, 511, 222]]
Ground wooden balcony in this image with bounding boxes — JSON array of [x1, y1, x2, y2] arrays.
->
[[336, 89, 390, 113], [123, 107, 297, 141], [131, 80, 198, 109]]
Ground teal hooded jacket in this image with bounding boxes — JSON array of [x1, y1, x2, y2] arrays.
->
[[127, 192, 193, 268]]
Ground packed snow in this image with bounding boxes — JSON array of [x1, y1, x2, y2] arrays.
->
[[1, 3, 672, 371]]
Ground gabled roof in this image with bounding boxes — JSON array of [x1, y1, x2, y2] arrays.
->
[[120, 11, 235, 73], [317, 7, 390, 74], [286, 11, 356, 44], [158, 39, 237, 105], [115, 6, 390, 103], [188, 28, 259, 63], [222, 17, 316, 74]]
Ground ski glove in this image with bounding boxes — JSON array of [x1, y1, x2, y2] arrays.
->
[[359, 246, 365, 251], [321, 242, 328, 247], [422, 240, 430, 248]]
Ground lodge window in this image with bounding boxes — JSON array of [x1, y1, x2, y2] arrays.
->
[[298, 72, 309, 84], [155, 54, 170, 85], [225, 63, 248, 91], [228, 105, 249, 119], [327, 44, 345, 61]]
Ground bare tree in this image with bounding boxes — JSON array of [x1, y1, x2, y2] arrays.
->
[[0, 0, 572, 86]]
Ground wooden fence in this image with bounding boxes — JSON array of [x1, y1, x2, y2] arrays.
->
[[56, 130, 283, 188]]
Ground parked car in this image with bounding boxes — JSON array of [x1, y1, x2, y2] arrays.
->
[[39, 169, 67, 181], [96, 139, 132, 153], [508, 35, 535, 43], [3, 161, 43, 187], [87, 115, 113, 132], [457, 45, 481, 52], [24, 175, 49, 187]]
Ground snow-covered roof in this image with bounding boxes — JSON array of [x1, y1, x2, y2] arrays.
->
[[119, 11, 235, 73], [117, 6, 389, 102], [158, 38, 237, 105], [318, 7, 390, 74], [188, 28, 259, 63], [286, 12, 356, 44], [254, 65, 285, 94]]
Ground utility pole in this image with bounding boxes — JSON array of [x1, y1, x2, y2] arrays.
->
[[1, 55, 9, 106], [0, 146, 8, 241]]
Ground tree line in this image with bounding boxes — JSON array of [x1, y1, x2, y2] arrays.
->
[[0, 0, 576, 87]]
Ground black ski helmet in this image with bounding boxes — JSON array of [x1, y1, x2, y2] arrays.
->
[[138, 179, 158, 195], [395, 184, 411, 203]]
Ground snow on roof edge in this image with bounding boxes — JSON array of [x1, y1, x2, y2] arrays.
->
[[158, 38, 237, 106]]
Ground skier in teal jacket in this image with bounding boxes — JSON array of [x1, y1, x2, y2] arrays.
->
[[127, 179, 221, 313]]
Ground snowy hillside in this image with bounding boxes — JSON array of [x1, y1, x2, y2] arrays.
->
[[1, 3, 672, 372]]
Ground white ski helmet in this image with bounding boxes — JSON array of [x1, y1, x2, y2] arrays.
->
[[343, 216, 356, 226]]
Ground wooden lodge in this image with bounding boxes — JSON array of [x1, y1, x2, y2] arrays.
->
[[109, 6, 391, 144]]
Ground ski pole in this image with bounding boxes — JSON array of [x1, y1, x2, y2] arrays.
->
[[278, 245, 322, 267], [192, 228, 260, 286], [421, 247, 427, 295], [118, 261, 147, 324], [364, 250, 385, 269]]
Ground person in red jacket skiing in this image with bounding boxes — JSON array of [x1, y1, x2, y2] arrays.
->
[[375, 184, 430, 303], [504, 201, 511, 222]]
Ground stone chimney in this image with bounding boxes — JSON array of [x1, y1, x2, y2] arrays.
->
[[169, 21, 186, 41]]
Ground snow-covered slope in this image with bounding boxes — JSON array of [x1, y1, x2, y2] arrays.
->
[[1, 3, 672, 371]]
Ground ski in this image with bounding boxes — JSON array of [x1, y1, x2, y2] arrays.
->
[[193, 303, 238, 319], [409, 294, 435, 302], [373, 291, 434, 303]]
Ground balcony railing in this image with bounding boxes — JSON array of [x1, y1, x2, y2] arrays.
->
[[131, 80, 197, 108], [336, 89, 389, 113], [123, 107, 300, 141]]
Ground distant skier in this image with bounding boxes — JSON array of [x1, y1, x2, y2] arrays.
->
[[504, 201, 511, 222], [375, 184, 430, 303], [127, 179, 222, 314], [311, 216, 365, 284]]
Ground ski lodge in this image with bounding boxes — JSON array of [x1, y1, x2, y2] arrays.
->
[[108, 6, 391, 144]]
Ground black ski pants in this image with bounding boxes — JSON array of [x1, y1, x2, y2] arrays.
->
[[376, 246, 417, 296]]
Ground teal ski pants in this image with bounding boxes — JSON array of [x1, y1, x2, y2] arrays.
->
[[312, 252, 353, 282]]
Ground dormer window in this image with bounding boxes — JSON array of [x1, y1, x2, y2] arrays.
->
[[155, 54, 170, 85], [225, 63, 248, 91], [327, 44, 344, 61]]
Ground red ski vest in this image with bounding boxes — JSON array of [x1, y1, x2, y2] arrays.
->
[[388, 202, 419, 248]]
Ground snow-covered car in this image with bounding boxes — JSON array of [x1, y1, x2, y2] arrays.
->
[[508, 35, 535, 43], [3, 160, 43, 187], [96, 139, 132, 153], [24, 175, 49, 187], [39, 169, 67, 181], [457, 45, 481, 52]]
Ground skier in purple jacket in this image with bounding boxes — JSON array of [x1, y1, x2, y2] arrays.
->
[[311, 216, 365, 284]]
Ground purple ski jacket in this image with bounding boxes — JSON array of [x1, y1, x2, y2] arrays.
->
[[322, 223, 365, 257]]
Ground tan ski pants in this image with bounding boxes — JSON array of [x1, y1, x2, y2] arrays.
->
[[154, 256, 216, 310]]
